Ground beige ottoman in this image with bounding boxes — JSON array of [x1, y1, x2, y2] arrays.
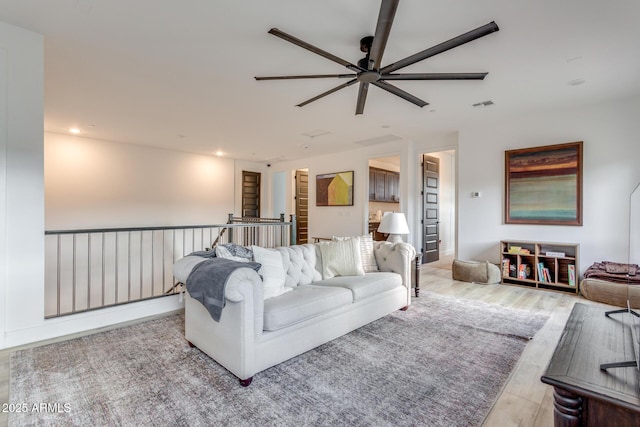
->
[[451, 259, 501, 284], [580, 278, 640, 308]]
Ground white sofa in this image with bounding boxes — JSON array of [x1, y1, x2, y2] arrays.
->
[[173, 240, 416, 386]]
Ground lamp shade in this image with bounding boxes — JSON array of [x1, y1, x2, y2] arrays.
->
[[377, 212, 409, 235]]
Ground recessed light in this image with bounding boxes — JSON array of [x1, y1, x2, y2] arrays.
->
[[69, 127, 81, 134], [215, 151, 224, 156]]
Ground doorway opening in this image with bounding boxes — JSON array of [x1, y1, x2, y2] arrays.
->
[[368, 156, 400, 241], [421, 150, 456, 265]]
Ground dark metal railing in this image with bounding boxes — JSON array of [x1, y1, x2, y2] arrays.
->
[[44, 214, 296, 318]]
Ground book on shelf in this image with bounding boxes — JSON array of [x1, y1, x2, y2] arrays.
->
[[507, 246, 530, 254], [502, 258, 510, 277], [545, 251, 566, 258], [568, 264, 576, 286], [509, 263, 517, 278], [543, 268, 552, 283], [518, 263, 531, 279], [537, 262, 546, 282]]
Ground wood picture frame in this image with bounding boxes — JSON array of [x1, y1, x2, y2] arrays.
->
[[316, 171, 354, 206], [505, 141, 583, 225]]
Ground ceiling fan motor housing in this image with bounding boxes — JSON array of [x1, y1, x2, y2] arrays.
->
[[358, 36, 374, 70], [360, 36, 374, 53]]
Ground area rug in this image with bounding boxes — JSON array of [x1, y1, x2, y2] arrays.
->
[[10, 292, 548, 427]]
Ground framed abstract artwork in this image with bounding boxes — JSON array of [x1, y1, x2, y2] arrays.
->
[[316, 171, 354, 206], [505, 141, 583, 225]]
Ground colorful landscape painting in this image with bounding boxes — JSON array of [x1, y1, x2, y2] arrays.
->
[[316, 171, 353, 206], [505, 142, 583, 225]]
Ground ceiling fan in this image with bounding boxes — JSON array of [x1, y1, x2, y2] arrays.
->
[[254, 0, 499, 115]]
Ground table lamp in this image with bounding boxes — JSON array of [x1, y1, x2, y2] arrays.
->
[[377, 212, 409, 243]]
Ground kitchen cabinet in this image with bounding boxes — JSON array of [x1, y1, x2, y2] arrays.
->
[[369, 167, 399, 203]]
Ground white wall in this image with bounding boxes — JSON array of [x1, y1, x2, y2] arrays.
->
[[2, 121, 238, 348], [0, 33, 8, 349], [271, 142, 406, 239], [1, 22, 45, 349], [46, 133, 235, 229], [457, 95, 640, 274], [269, 133, 458, 250]]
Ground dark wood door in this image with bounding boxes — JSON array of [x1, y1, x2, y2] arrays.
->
[[422, 155, 440, 263], [295, 169, 309, 244], [241, 170, 260, 218]]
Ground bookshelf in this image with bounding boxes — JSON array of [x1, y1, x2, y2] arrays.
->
[[500, 240, 579, 294]]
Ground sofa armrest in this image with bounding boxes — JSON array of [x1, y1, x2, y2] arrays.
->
[[184, 267, 265, 381], [373, 242, 416, 290], [176, 256, 265, 336], [225, 267, 265, 336]]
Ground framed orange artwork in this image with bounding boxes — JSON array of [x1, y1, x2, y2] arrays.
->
[[316, 171, 354, 206]]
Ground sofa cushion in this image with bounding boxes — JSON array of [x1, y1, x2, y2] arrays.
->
[[276, 244, 322, 287], [313, 272, 402, 302], [252, 246, 291, 300], [333, 234, 378, 273], [318, 239, 365, 279], [215, 243, 253, 262], [263, 285, 353, 331]]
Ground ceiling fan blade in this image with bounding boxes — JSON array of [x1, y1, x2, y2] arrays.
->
[[368, 0, 399, 70], [380, 21, 499, 74], [269, 28, 363, 73], [355, 82, 370, 115], [255, 74, 355, 81], [296, 79, 358, 107], [372, 81, 429, 107], [380, 72, 488, 80]]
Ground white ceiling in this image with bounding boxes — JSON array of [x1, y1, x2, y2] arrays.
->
[[1, 0, 639, 163]]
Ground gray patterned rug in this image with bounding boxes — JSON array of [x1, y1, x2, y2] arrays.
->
[[10, 292, 548, 426]]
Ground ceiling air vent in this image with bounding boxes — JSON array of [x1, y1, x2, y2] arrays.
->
[[472, 100, 494, 107], [352, 134, 403, 147]]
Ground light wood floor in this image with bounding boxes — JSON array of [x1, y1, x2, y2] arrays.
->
[[422, 260, 614, 427], [0, 261, 615, 427]]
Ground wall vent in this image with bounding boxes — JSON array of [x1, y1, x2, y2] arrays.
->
[[472, 100, 494, 107]]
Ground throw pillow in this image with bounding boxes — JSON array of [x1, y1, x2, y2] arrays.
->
[[252, 246, 291, 300], [319, 239, 365, 279], [332, 234, 378, 273], [215, 243, 253, 262]]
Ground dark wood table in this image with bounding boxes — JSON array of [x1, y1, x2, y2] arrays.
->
[[541, 303, 640, 426]]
